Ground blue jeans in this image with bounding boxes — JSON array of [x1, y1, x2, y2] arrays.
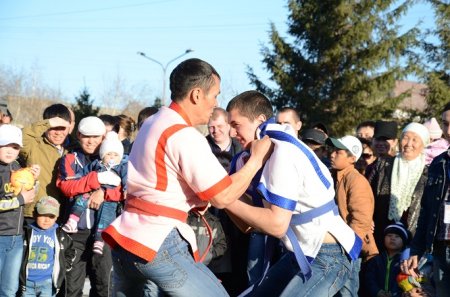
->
[[25, 278, 55, 297], [96, 202, 118, 241], [247, 232, 280, 286], [433, 243, 450, 297], [247, 232, 266, 286], [0, 235, 23, 297], [334, 257, 361, 297], [111, 228, 229, 297], [252, 244, 352, 297]]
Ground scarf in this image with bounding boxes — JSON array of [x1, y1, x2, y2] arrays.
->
[[389, 153, 425, 222]]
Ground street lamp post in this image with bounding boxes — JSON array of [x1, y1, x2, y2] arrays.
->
[[137, 49, 194, 106]]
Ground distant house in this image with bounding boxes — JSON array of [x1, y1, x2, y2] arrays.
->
[[394, 80, 428, 112]]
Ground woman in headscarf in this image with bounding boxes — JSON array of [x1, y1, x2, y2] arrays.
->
[[367, 122, 429, 249]]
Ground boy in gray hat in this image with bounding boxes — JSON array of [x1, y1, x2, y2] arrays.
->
[[19, 196, 75, 296]]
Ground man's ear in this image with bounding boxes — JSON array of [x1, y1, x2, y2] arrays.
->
[[296, 121, 303, 131], [256, 114, 267, 124], [189, 88, 201, 104]]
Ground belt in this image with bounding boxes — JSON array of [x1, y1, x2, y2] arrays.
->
[[124, 195, 212, 262], [125, 195, 188, 222]]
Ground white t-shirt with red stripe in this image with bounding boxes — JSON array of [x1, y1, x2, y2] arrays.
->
[[103, 103, 231, 262]]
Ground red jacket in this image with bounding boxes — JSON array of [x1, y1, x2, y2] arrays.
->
[[57, 149, 123, 202]]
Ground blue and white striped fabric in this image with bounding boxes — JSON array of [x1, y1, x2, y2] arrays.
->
[[250, 120, 361, 278]]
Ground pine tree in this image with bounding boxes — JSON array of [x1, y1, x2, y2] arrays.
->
[[153, 97, 162, 108], [248, 0, 420, 134], [72, 88, 100, 130], [424, 0, 450, 117]]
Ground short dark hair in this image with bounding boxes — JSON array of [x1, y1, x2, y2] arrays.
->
[[356, 120, 376, 131], [43, 104, 70, 122], [226, 90, 273, 121], [169, 58, 220, 102], [277, 107, 301, 122], [137, 107, 158, 129], [99, 114, 120, 132]]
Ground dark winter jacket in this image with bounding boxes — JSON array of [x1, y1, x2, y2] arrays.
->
[[365, 250, 402, 297], [206, 135, 242, 172], [19, 224, 76, 295], [187, 210, 227, 268], [0, 161, 27, 235], [367, 156, 428, 248], [410, 150, 449, 257]]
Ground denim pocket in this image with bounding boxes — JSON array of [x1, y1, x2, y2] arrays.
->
[[134, 248, 188, 290]]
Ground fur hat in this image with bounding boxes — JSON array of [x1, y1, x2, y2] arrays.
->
[[99, 131, 124, 160], [423, 117, 442, 140]]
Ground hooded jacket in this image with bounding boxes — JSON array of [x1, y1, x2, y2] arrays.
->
[[0, 160, 26, 235], [19, 223, 76, 295]]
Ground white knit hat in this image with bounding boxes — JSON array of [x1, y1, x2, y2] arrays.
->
[[402, 122, 430, 146], [423, 117, 442, 140], [99, 131, 124, 160]]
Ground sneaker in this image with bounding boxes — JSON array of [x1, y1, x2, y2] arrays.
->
[[62, 218, 78, 233], [93, 241, 104, 255]]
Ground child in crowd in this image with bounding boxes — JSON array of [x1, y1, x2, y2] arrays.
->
[[365, 222, 411, 297], [19, 196, 75, 297], [423, 117, 448, 165], [0, 124, 39, 296], [62, 131, 127, 254], [187, 209, 227, 269], [327, 135, 379, 295]]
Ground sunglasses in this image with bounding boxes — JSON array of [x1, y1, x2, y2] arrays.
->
[[362, 153, 373, 159]]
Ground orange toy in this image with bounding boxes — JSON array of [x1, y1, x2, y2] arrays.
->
[[10, 168, 35, 195]]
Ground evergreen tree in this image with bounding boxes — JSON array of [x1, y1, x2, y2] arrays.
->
[[153, 97, 162, 108], [423, 0, 450, 117], [248, 0, 420, 134], [72, 88, 100, 130]]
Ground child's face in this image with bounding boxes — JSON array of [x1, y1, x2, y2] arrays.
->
[[330, 149, 355, 170], [102, 152, 121, 165], [0, 144, 20, 164], [384, 233, 403, 252], [228, 109, 264, 150], [36, 214, 57, 230]]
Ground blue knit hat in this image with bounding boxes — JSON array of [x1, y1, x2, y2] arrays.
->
[[384, 222, 410, 246]]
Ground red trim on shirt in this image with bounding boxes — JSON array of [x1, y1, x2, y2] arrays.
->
[[197, 175, 232, 201], [169, 102, 192, 126], [125, 196, 188, 222], [155, 124, 188, 191], [193, 250, 200, 262], [102, 225, 157, 262]]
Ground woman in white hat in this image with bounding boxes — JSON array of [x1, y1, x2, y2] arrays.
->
[[367, 122, 429, 250]]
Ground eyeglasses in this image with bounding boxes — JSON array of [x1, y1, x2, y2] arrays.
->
[[362, 153, 373, 159]]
